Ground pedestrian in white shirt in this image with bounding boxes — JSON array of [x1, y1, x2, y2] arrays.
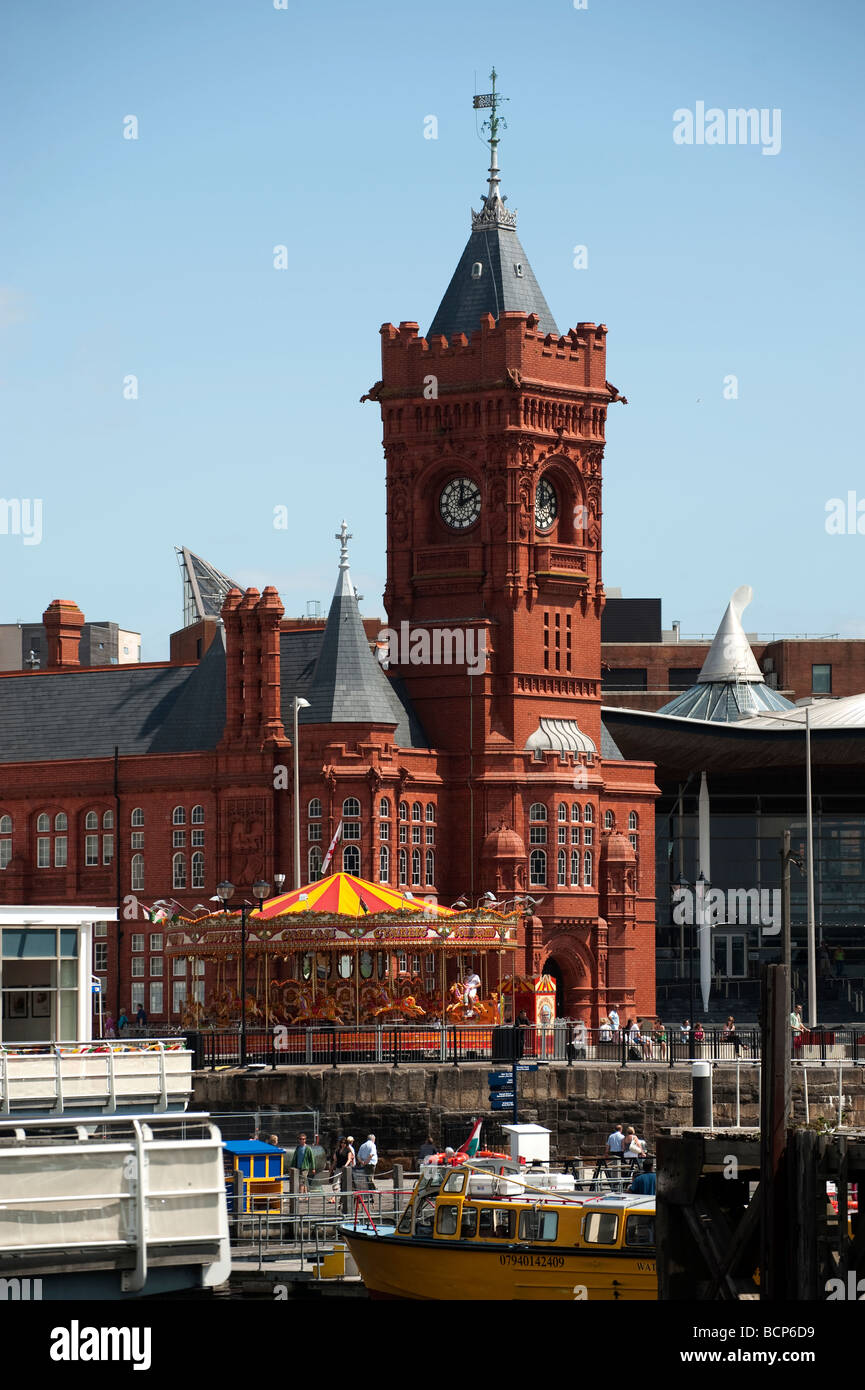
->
[[357, 1134, 378, 1189]]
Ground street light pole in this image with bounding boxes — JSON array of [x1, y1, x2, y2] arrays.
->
[[805, 705, 817, 1027], [217, 877, 269, 1067], [293, 697, 310, 889]]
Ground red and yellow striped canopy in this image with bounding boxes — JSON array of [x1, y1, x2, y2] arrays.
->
[[249, 872, 457, 921]]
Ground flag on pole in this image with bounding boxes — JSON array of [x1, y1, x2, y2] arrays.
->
[[456, 1118, 483, 1158], [321, 821, 343, 874]]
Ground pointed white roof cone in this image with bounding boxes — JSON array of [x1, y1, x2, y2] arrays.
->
[[697, 585, 763, 684]]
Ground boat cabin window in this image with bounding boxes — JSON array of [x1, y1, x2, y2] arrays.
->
[[460, 1206, 478, 1238], [582, 1211, 620, 1245], [397, 1205, 414, 1233], [442, 1171, 466, 1194], [518, 1209, 559, 1242], [478, 1208, 516, 1239], [436, 1203, 460, 1236], [625, 1213, 655, 1247], [415, 1197, 437, 1233]]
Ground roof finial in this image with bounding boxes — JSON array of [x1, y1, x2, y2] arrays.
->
[[472, 69, 516, 231], [335, 519, 352, 569]]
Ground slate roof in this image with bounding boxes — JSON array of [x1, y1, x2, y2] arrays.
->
[[288, 562, 428, 748], [0, 631, 227, 763], [428, 220, 559, 342]]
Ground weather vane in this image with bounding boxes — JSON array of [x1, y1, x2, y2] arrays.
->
[[473, 66, 508, 147], [471, 68, 516, 230]]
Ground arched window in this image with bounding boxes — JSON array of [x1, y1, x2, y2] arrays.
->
[[379, 845, 390, 883], [571, 803, 581, 822], [411, 802, 422, 822], [0, 815, 11, 835], [584, 804, 594, 824], [529, 802, 547, 845], [530, 850, 547, 886], [308, 847, 322, 882], [54, 812, 67, 831], [604, 810, 614, 830], [102, 810, 114, 830], [342, 844, 361, 874], [308, 798, 322, 819], [557, 849, 567, 886], [131, 808, 144, 826], [173, 853, 187, 889], [425, 850, 435, 886], [570, 850, 580, 886], [425, 803, 435, 822], [583, 851, 593, 887], [398, 848, 408, 885], [131, 854, 144, 891], [191, 852, 205, 889], [191, 805, 204, 824], [379, 797, 391, 819], [628, 811, 638, 831], [84, 811, 98, 830], [172, 807, 186, 826], [398, 801, 408, 821], [342, 797, 361, 819], [411, 849, 422, 885], [558, 803, 568, 822]]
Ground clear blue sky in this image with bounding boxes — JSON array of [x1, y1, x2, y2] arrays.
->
[[2, 0, 863, 657]]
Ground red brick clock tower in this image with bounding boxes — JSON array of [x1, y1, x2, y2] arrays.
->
[[365, 73, 658, 1023]]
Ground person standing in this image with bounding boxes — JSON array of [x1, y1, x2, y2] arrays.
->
[[605, 1123, 625, 1185], [608, 1006, 620, 1040], [328, 1136, 355, 1204], [417, 1136, 437, 1164], [104, 1014, 116, 1039], [629, 1157, 656, 1196], [135, 1005, 147, 1030], [357, 1133, 378, 1189], [292, 1132, 315, 1194], [117, 1009, 129, 1034], [790, 1005, 805, 1053]]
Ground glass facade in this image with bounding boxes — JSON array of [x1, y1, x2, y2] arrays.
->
[[1, 927, 79, 1040]]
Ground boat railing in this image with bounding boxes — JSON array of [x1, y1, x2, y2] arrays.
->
[[0, 1112, 230, 1291], [0, 1039, 192, 1116]]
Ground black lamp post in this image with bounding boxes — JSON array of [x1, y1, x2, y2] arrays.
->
[[217, 877, 270, 1066]]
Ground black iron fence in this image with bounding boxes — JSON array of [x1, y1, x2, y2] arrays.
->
[[187, 1021, 865, 1070]]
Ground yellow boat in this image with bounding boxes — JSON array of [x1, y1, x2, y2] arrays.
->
[[341, 1159, 656, 1300]]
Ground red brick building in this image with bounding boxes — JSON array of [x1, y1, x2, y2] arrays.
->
[[0, 117, 658, 1027]]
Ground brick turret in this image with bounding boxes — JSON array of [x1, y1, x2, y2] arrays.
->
[[42, 600, 84, 669]]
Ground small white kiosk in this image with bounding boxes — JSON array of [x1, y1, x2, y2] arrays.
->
[[0, 904, 116, 1045]]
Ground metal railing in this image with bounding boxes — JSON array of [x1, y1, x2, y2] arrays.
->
[[192, 1022, 865, 1068], [228, 1184, 411, 1271]]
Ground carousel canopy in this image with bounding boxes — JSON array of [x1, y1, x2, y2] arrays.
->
[[249, 872, 457, 920]]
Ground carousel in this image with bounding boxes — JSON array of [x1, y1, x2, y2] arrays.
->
[[164, 873, 522, 1029]]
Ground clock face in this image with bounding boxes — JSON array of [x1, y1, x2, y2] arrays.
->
[[439, 476, 481, 530], [535, 477, 558, 531]]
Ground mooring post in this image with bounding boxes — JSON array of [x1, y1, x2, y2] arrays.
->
[[691, 1060, 712, 1125], [759, 962, 790, 1301]]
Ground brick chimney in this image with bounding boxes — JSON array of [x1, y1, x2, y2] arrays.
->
[[220, 588, 243, 746], [257, 586, 287, 746], [42, 600, 84, 669]]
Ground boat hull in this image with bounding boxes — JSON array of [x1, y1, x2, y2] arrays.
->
[[341, 1224, 656, 1301]]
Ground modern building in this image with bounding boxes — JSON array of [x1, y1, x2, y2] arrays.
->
[[602, 592, 865, 711], [0, 612, 141, 670], [603, 588, 865, 1021]]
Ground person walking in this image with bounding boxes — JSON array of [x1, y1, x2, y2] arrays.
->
[[608, 1006, 620, 1040], [357, 1134, 378, 1189], [292, 1132, 315, 1194], [104, 1014, 116, 1039], [135, 1005, 147, 1030], [790, 1004, 805, 1053], [117, 1009, 129, 1034], [328, 1136, 355, 1204]]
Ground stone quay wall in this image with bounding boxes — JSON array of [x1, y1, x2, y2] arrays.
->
[[191, 1062, 865, 1167]]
